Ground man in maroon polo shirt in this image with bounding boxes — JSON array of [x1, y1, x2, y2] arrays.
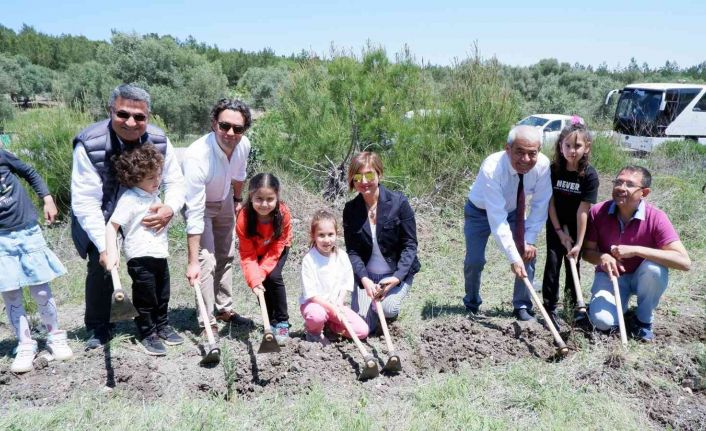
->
[[581, 165, 691, 341]]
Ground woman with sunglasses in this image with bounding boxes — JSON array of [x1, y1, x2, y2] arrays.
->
[[342, 152, 420, 333]]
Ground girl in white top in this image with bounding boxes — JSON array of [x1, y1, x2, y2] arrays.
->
[[299, 210, 369, 344]]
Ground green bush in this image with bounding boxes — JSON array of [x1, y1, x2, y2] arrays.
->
[[589, 135, 630, 176], [257, 48, 519, 198], [4, 107, 92, 215]]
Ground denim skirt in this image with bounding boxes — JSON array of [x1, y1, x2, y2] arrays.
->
[[0, 224, 66, 292]]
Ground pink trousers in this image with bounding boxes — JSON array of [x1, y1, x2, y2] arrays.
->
[[300, 300, 369, 339]]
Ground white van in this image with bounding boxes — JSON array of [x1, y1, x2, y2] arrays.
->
[[605, 83, 706, 151], [516, 114, 574, 147]]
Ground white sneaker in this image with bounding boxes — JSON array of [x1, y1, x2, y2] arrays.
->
[[47, 330, 74, 361], [11, 340, 37, 373]]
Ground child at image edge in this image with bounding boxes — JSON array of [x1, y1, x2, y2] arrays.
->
[[541, 117, 599, 327], [236, 173, 292, 345], [105, 144, 184, 356], [299, 209, 369, 345], [0, 148, 72, 373]]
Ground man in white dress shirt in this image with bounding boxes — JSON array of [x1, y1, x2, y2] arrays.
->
[[71, 84, 185, 349], [463, 125, 551, 321], [183, 99, 252, 337]]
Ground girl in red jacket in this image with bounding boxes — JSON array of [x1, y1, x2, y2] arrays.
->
[[236, 173, 292, 345]]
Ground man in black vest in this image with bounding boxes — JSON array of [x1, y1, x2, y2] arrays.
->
[[71, 84, 185, 349]]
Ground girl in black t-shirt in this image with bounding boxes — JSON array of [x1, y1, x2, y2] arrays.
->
[[541, 118, 599, 326]]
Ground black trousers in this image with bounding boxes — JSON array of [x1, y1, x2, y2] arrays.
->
[[261, 247, 290, 325], [541, 222, 580, 310], [127, 256, 171, 338], [84, 244, 114, 332]]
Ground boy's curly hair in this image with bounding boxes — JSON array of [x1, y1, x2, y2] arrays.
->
[[112, 143, 164, 188]]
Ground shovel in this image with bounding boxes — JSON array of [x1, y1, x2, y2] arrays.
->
[[194, 281, 220, 365], [373, 298, 401, 373], [255, 289, 280, 354], [109, 267, 138, 323], [563, 226, 587, 314], [338, 307, 379, 380], [520, 276, 569, 356], [609, 274, 628, 347]]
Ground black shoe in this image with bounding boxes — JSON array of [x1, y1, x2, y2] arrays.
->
[[513, 308, 536, 322], [141, 334, 167, 356], [85, 326, 113, 350], [157, 325, 184, 346], [547, 309, 561, 330], [465, 305, 480, 315]]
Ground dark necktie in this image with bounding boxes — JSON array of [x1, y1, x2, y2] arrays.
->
[[514, 174, 525, 256]]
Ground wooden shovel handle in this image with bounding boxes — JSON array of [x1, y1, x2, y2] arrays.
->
[[609, 275, 628, 347], [255, 289, 273, 334], [110, 267, 122, 291], [193, 281, 217, 346], [373, 299, 395, 353], [562, 226, 586, 311], [521, 277, 568, 352], [337, 307, 370, 358]]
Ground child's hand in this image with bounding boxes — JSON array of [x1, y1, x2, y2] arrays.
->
[[567, 245, 581, 259], [43, 195, 58, 225], [252, 285, 265, 296], [557, 231, 574, 253]]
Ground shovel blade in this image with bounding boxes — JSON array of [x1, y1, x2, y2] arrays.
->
[[382, 354, 402, 373], [200, 346, 221, 366], [257, 331, 281, 354], [109, 289, 139, 322], [358, 355, 379, 381]]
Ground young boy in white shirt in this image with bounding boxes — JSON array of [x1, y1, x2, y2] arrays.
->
[[105, 144, 184, 356]]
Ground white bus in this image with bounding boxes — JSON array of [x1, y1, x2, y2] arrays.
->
[[605, 83, 706, 151]]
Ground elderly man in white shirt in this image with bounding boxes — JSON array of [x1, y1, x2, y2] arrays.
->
[[183, 99, 252, 337], [463, 125, 551, 321], [71, 84, 185, 349]]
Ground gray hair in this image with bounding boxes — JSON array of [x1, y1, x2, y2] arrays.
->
[[507, 125, 541, 147], [108, 84, 152, 112]]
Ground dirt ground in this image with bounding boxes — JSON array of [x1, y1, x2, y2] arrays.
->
[[1, 304, 703, 429]]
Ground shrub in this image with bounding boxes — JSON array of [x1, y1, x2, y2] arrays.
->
[[588, 135, 630, 176], [4, 107, 92, 215]]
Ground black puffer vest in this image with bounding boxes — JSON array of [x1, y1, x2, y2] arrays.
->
[[70, 119, 167, 258]]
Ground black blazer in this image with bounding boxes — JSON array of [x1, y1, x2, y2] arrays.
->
[[343, 184, 421, 286]]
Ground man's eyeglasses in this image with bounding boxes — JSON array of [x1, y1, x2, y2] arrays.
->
[[353, 172, 376, 183], [611, 179, 644, 189], [114, 110, 147, 122], [217, 122, 246, 134]]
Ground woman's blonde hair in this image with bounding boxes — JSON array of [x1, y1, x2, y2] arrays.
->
[[347, 151, 384, 191]]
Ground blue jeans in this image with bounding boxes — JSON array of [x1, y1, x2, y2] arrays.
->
[[463, 200, 535, 311], [588, 260, 668, 331]]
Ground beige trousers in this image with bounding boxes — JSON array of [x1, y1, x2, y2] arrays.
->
[[197, 192, 235, 326]]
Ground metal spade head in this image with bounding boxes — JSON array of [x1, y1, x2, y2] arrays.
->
[[200, 345, 221, 366], [358, 354, 379, 381], [382, 353, 402, 373], [258, 331, 281, 354], [109, 289, 139, 322]]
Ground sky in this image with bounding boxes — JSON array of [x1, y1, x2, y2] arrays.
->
[[2, 0, 705, 69]]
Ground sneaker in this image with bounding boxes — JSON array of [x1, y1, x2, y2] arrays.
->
[[85, 326, 113, 350], [273, 322, 290, 346], [630, 319, 654, 342], [513, 308, 536, 322], [11, 340, 38, 373], [215, 309, 253, 325], [47, 330, 74, 361], [200, 324, 220, 343], [157, 326, 184, 346], [140, 333, 167, 356], [305, 331, 331, 346]]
